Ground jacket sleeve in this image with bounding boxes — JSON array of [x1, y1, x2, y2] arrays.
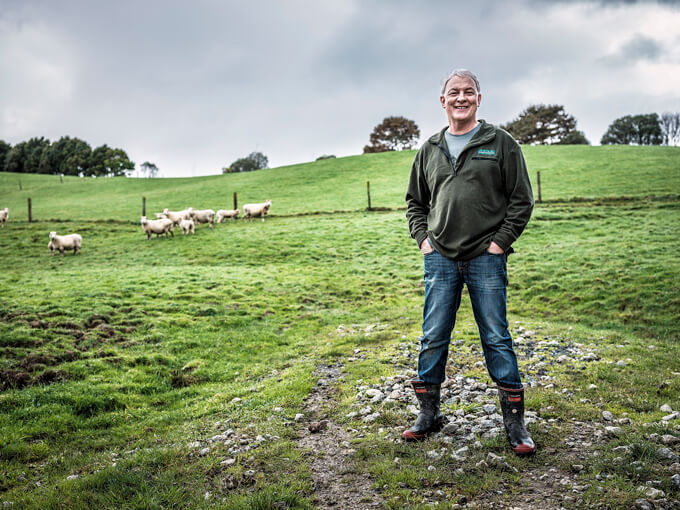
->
[[492, 144, 534, 251], [405, 150, 431, 248]]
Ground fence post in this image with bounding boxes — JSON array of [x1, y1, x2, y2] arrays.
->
[[537, 171, 542, 203], [142, 196, 146, 218], [19, 180, 22, 191], [366, 181, 372, 210], [28, 198, 32, 223], [60, 174, 63, 184], [233, 192, 238, 211]]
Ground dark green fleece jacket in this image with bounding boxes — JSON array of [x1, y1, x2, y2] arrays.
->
[[405, 121, 534, 261]]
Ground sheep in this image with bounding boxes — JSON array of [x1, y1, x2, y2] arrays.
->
[[140, 216, 174, 240], [0, 207, 8, 227], [243, 199, 272, 222], [154, 212, 168, 219], [162, 208, 192, 227], [216, 209, 239, 222], [180, 217, 195, 235], [48, 231, 82, 256], [190, 208, 215, 228]]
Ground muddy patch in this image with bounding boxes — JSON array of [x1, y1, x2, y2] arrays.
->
[[0, 369, 32, 391], [296, 362, 383, 509]]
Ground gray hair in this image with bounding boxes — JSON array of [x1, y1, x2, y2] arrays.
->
[[441, 69, 480, 95]]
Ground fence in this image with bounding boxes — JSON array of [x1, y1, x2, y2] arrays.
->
[[18, 172, 547, 222]]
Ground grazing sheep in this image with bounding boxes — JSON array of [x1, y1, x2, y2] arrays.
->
[[243, 200, 272, 222], [140, 216, 174, 240], [154, 212, 167, 219], [162, 208, 192, 227], [190, 208, 215, 228], [0, 207, 8, 227], [180, 217, 195, 235], [48, 231, 82, 256], [216, 209, 239, 222]]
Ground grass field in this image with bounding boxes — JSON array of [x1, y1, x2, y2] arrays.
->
[[1, 146, 679, 509], [0, 145, 678, 222]]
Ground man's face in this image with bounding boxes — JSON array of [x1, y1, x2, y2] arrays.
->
[[440, 75, 481, 125]]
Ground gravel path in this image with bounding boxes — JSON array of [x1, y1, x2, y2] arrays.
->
[[296, 362, 383, 509]]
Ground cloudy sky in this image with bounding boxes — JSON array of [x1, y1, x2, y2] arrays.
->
[[1, 0, 679, 177]]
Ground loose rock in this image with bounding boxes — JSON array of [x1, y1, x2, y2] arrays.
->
[[308, 420, 329, 433], [605, 426, 623, 437]]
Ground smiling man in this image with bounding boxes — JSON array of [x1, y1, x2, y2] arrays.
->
[[404, 69, 536, 455]]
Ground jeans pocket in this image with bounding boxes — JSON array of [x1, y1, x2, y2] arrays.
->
[[423, 238, 436, 257]]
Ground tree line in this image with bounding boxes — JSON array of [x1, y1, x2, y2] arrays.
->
[[0, 136, 135, 177], [363, 109, 680, 153]]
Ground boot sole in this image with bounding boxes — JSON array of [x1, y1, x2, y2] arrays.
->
[[401, 417, 445, 441], [511, 443, 537, 455]]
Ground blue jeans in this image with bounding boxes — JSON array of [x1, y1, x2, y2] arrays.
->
[[418, 247, 523, 389]]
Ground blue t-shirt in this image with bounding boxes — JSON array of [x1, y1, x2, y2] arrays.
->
[[444, 122, 481, 162]]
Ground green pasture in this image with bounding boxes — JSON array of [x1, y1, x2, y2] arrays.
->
[[0, 146, 679, 508], [0, 144, 678, 222]]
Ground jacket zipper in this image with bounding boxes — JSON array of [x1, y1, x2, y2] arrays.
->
[[437, 144, 458, 177]]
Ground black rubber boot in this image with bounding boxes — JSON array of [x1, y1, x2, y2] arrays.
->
[[498, 386, 536, 455], [402, 379, 444, 441]]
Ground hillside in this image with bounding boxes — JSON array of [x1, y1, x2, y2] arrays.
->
[[0, 145, 678, 222], [0, 146, 679, 509]]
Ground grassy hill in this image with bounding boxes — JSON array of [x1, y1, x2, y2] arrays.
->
[[0, 146, 679, 508], [0, 145, 678, 222]]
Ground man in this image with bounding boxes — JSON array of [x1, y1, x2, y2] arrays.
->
[[403, 69, 535, 455]]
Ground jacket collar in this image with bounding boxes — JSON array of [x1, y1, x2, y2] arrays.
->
[[428, 120, 496, 147]]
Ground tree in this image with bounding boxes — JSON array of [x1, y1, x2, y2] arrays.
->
[[40, 136, 93, 175], [89, 145, 134, 177], [555, 130, 590, 145], [23, 137, 51, 173], [4, 142, 27, 173], [140, 161, 159, 178], [88, 145, 111, 177], [660, 112, 680, 146], [0, 140, 10, 172], [38, 137, 70, 175], [363, 116, 420, 153], [96, 147, 134, 176], [225, 151, 269, 173], [501, 104, 586, 145], [316, 154, 336, 161], [0, 136, 135, 176], [600, 114, 662, 145], [61, 138, 93, 176]]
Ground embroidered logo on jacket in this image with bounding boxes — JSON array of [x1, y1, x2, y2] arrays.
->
[[477, 148, 496, 156]]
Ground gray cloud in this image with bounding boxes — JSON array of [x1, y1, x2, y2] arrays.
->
[[600, 34, 665, 65], [618, 34, 664, 60], [530, 0, 680, 5], [1, 0, 679, 177]]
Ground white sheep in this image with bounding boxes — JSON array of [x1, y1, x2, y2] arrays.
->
[[190, 208, 215, 228], [154, 212, 167, 219], [0, 207, 8, 227], [140, 216, 174, 240], [48, 231, 82, 256], [243, 200, 272, 222], [180, 217, 195, 235], [162, 208, 192, 227], [216, 209, 240, 222]]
